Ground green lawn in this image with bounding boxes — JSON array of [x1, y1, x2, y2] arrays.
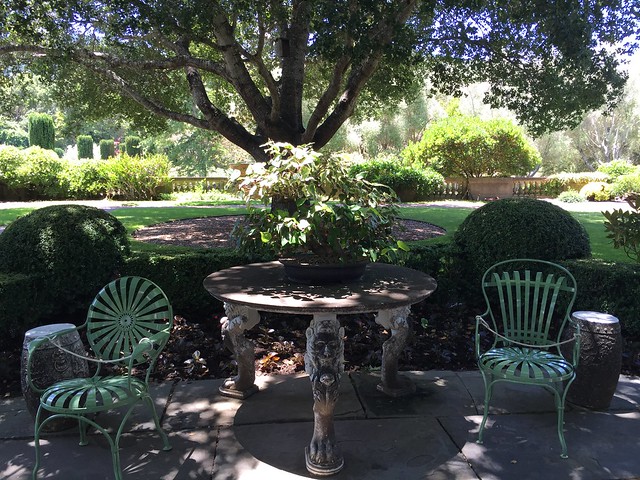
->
[[0, 202, 633, 264]]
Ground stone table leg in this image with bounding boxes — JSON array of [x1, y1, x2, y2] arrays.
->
[[219, 303, 260, 399], [304, 314, 345, 476], [375, 306, 415, 397]]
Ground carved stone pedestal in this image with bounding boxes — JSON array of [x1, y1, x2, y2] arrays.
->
[[219, 303, 261, 399], [375, 306, 416, 397], [304, 314, 345, 475]]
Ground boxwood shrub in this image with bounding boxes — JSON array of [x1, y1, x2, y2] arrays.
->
[[453, 198, 591, 282], [0, 205, 130, 316]]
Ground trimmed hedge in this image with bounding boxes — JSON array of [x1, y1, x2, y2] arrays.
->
[[28, 113, 55, 150], [564, 259, 640, 338], [122, 249, 274, 319]]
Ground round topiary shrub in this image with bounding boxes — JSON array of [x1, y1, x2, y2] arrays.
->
[[453, 198, 591, 281], [0, 205, 131, 311]]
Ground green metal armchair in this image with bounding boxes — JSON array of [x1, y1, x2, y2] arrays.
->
[[27, 276, 174, 479], [474, 259, 580, 458]]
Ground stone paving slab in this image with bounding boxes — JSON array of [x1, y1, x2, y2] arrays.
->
[[443, 409, 640, 480], [351, 370, 479, 418], [225, 417, 477, 480], [0, 429, 218, 480], [234, 372, 364, 426]]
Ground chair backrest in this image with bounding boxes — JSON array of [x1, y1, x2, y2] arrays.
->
[[481, 259, 577, 347], [86, 276, 173, 364]]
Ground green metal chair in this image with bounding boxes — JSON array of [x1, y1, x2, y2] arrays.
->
[[474, 259, 580, 458], [27, 276, 174, 479]]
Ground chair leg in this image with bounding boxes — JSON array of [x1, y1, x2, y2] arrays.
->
[[79, 417, 89, 446], [32, 407, 43, 480], [143, 395, 172, 451], [477, 372, 494, 444]]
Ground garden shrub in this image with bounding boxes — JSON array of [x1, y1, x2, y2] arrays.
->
[[63, 159, 108, 199], [453, 198, 591, 282], [54, 147, 64, 158], [99, 138, 115, 159], [0, 123, 29, 148], [0, 145, 22, 186], [543, 172, 609, 195], [27, 113, 55, 150], [556, 189, 585, 203], [0, 272, 54, 349], [610, 171, 640, 198], [580, 181, 612, 201], [597, 160, 637, 180], [349, 157, 445, 201], [564, 259, 640, 338], [0, 205, 131, 314], [403, 115, 540, 178], [77, 135, 94, 159], [102, 153, 171, 200], [13, 146, 67, 198], [124, 135, 142, 156], [123, 249, 273, 319]]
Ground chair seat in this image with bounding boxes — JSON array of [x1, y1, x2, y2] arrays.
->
[[40, 376, 147, 414], [479, 347, 574, 382]]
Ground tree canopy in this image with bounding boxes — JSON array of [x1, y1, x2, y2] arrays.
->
[[1, 1, 638, 161]]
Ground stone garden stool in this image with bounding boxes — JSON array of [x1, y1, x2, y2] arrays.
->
[[20, 323, 90, 431], [565, 311, 622, 410]]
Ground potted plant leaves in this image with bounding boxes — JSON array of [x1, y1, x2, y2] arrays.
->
[[231, 142, 409, 283]]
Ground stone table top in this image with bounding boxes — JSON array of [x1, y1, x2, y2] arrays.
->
[[203, 262, 437, 314]]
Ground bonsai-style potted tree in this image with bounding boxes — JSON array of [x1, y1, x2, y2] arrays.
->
[[232, 142, 409, 283]]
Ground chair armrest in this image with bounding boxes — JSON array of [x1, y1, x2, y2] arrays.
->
[[475, 313, 492, 359], [566, 317, 581, 367]]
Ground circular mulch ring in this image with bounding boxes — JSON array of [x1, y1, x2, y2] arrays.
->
[[132, 215, 446, 249]]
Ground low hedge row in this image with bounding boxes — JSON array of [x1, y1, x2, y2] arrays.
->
[[2, 243, 638, 350]]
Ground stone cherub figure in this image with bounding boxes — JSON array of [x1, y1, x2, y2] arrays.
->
[[304, 316, 345, 474]]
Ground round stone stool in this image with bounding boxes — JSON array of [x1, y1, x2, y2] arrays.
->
[[20, 323, 90, 431], [565, 311, 622, 411]]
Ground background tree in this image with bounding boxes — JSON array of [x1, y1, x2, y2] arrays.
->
[[27, 113, 55, 150], [77, 135, 94, 159], [404, 115, 541, 178], [1, 1, 637, 162]]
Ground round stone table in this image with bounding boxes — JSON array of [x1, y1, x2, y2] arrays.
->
[[204, 261, 437, 476]]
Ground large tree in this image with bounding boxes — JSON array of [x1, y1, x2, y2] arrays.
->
[[0, 1, 638, 162]]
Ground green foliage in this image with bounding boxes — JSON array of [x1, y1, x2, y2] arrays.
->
[[542, 172, 610, 196], [76, 134, 94, 159], [0, 119, 29, 147], [453, 198, 591, 281], [610, 170, 640, 198], [1, 0, 635, 161], [349, 157, 445, 201], [579, 182, 612, 201], [99, 138, 115, 159], [0, 272, 54, 349], [564, 259, 640, 337], [0, 205, 130, 318], [0, 145, 23, 186], [101, 153, 171, 200], [597, 160, 637, 180], [12, 146, 67, 198], [27, 113, 55, 150], [63, 160, 108, 199], [233, 142, 408, 263], [123, 249, 272, 319], [124, 135, 142, 156], [603, 194, 640, 263], [404, 116, 541, 178], [556, 190, 585, 203], [53, 147, 64, 158]]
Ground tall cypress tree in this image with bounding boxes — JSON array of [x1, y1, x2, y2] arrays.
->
[[28, 113, 55, 150]]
